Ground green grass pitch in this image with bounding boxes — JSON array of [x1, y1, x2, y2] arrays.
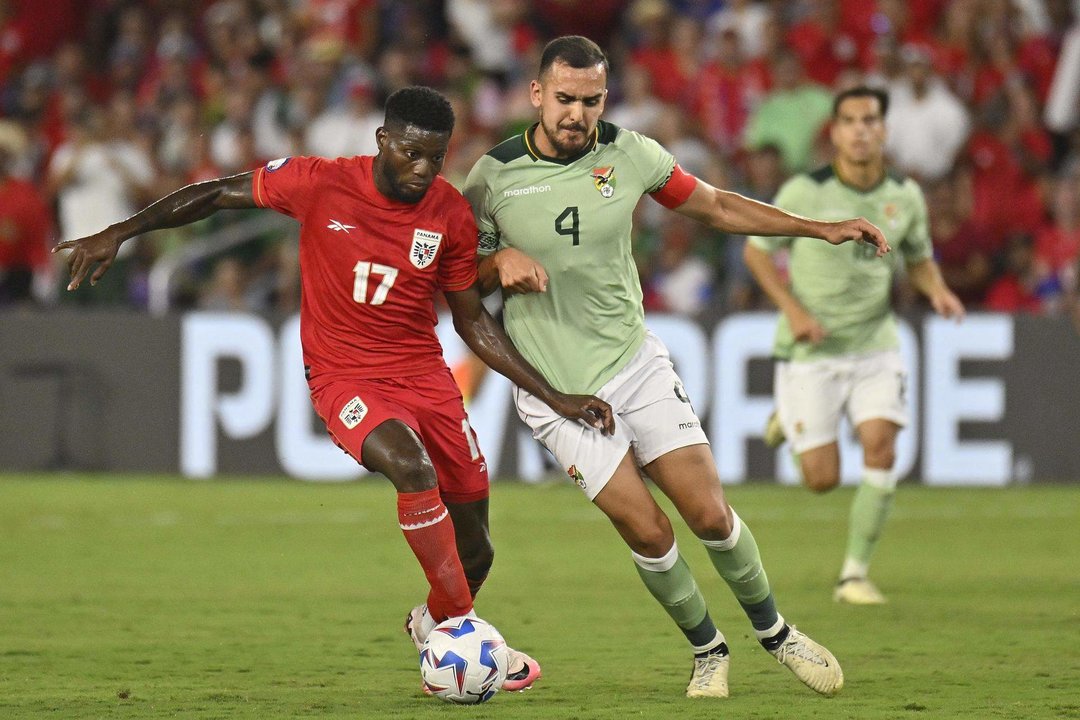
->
[[1, 474, 1077, 719]]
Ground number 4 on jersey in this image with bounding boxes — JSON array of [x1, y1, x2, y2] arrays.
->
[[352, 261, 398, 304], [556, 206, 580, 246]]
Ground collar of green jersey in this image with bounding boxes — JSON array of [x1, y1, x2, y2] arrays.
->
[[524, 123, 599, 165]]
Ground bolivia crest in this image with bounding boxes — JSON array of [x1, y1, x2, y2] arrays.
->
[[591, 166, 616, 197], [410, 228, 443, 269]]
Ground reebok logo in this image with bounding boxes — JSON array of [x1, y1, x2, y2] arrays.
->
[[327, 219, 356, 233], [504, 185, 552, 197]]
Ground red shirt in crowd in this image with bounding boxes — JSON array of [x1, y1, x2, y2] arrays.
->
[[966, 128, 1051, 248], [0, 176, 51, 271], [252, 155, 478, 387]]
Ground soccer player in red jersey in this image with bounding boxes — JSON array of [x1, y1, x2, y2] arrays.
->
[[55, 86, 614, 692]]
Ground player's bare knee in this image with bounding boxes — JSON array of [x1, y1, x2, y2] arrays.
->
[[863, 445, 896, 470], [626, 516, 675, 558], [802, 471, 839, 493], [383, 454, 438, 493], [685, 502, 734, 540]]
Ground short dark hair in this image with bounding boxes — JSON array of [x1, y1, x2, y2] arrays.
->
[[832, 86, 889, 117], [384, 86, 455, 134], [538, 35, 609, 79]]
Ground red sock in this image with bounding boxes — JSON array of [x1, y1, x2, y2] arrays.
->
[[397, 487, 473, 622]]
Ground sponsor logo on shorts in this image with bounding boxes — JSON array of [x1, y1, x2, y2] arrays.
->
[[678, 421, 700, 430], [339, 396, 368, 429], [567, 464, 586, 491]]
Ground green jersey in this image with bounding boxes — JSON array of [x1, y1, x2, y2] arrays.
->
[[748, 165, 933, 361], [463, 121, 677, 394]]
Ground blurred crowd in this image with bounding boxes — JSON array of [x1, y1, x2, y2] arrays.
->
[[1, 0, 1079, 320]]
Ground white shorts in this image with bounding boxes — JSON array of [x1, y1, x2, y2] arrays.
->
[[775, 349, 908, 454], [515, 332, 709, 500]]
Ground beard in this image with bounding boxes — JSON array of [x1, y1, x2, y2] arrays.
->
[[380, 165, 427, 204], [539, 113, 590, 156]]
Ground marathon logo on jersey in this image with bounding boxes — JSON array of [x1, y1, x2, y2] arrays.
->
[[503, 184, 552, 197], [265, 157, 290, 172], [410, 229, 442, 269], [591, 166, 616, 198], [339, 396, 368, 430]]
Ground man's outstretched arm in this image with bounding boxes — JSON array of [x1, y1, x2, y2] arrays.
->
[[445, 284, 614, 435], [54, 172, 257, 290], [668, 176, 891, 255]]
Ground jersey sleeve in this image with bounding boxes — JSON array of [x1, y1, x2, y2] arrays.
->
[[438, 192, 481, 292], [901, 180, 934, 265], [462, 156, 501, 257], [747, 176, 808, 253], [252, 156, 325, 220], [616, 128, 679, 194]]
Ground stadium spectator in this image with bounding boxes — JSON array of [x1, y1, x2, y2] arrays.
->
[[705, 0, 772, 60], [926, 174, 995, 305], [641, 213, 716, 316], [723, 143, 787, 310], [984, 232, 1046, 312], [784, 0, 865, 87], [0, 121, 51, 305], [1032, 166, 1080, 308], [884, 43, 970, 182], [689, 28, 759, 158], [305, 75, 381, 159], [964, 84, 1052, 249], [47, 99, 154, 305], [604, 62, 664, 134], [625, 0, 700, 105], [743, 50, 832, 173]]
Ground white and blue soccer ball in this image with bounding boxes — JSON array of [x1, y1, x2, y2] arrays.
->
[[419, 617, 509, 704]]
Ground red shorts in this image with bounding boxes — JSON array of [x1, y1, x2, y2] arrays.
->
[[311, 367, 489, 504]]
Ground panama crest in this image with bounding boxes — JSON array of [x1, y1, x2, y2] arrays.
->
[[591, 166, 616, 198], [339, 396, 367, 429], [410, 228, 443, 269]]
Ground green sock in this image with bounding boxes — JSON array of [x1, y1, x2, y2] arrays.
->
[[701, 510, 780, 633], [842, 467, 896, 578], [632, 542, 722, 650]]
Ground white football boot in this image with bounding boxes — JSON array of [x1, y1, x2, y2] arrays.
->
[[686, 646, 730, 698], [768, 626, 844, 696], [833, 577, 888, 605]]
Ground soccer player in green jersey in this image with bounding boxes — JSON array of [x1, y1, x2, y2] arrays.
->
[[463, 36, 891, 699], [744, 86, 965, 606]]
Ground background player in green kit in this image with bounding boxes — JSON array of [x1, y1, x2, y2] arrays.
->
[[744, 86, 965, 606], [463, 36, 892, 700]]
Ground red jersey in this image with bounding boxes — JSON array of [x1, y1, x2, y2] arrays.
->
[[253, 155, 478, 387]]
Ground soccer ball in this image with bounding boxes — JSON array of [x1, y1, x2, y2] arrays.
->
[[419, 617, 509, 704]]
